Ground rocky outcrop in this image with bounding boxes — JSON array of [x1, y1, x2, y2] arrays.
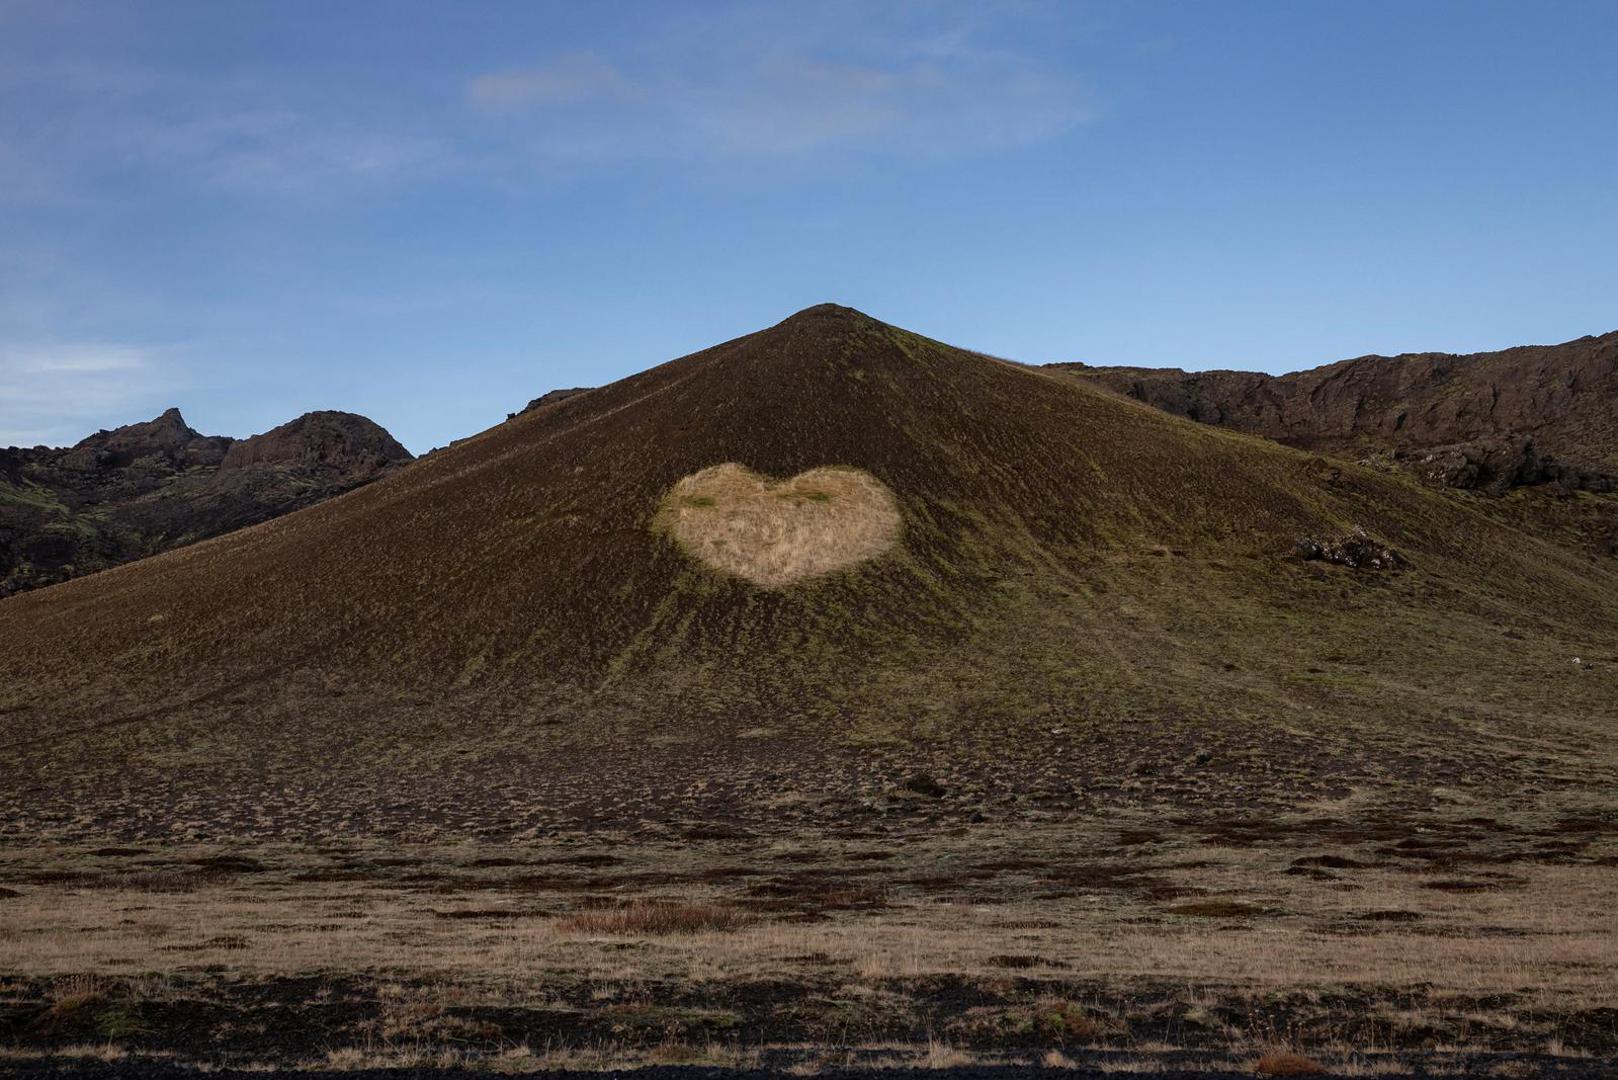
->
[[1053, 330, 1618, 491], [1292, 527, 1403, 570], [1, 408, 411, 596], [220, 411, 410, 474], [60, 407, 233, 472], [1400, 436, 1615, 495]]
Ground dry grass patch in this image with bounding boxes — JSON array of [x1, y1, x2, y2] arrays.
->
[[560, 899, 754, 935], [0, 1043, 131, 1063], [4, 825, 1617, 1067], [1255, 1049, 1328, 1076], [46, 975, 108, 1019], [655, 462, 901, 587]]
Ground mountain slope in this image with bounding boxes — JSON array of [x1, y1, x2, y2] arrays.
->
[[1050, 331, 1618, 488], [2, 305, 1615, 840], [0, 408, 411, 595]]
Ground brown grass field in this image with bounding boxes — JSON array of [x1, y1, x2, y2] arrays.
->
[[3, 799, 1616, 1073]]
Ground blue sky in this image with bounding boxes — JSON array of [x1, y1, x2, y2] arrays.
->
[[2, 1, 1615, 452]]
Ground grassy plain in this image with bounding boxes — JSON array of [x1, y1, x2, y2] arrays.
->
[[4, 798, 1616, 1073]]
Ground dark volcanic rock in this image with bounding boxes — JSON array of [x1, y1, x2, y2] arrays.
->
[[220, 411, 410, 474], [1402, 436, 1614, 495], [61, 408, 233, 472], [0, 408, 411, 596], [902, 772, 948, 798], [1053, 330, 1618, 492], [1292, 527, 1402, 570]]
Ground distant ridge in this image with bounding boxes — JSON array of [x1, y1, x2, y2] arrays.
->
[[1051, 330, 1618, 492], [0, 407, 411, 595]]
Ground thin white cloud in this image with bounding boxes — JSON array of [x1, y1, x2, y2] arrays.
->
[[0, 343, 179, 447], [4, 343, 148, 374], [1, 3, 1096, 203], [464, 57, 1094, 164], [463, 10, 1097, 166], [0, 60, 448, 203], [111, 106, 447, 195], [468, 53, 638, 109]]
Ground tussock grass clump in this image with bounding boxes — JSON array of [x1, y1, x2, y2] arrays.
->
[[47, 976, 107, 1020], [1254, 1049, 1327, 1076], [948, 998, 1116, 1046], [655, 463, 901, 587], [560, 899, 753, 935]]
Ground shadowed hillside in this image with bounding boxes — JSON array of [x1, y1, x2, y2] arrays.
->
[[2, 305, 1616, 840]]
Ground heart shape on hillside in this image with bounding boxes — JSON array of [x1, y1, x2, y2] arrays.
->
[[656, 463, 902, 587]]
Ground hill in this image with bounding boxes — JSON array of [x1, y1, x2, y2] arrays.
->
[[1, 304, 1616, 841], [0, 408, 411, 596], [1050, 331, 1618, 491]]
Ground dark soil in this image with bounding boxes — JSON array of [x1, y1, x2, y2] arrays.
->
[[5, 971, 1617, 1067], [6, 1056, 1618, 1079]]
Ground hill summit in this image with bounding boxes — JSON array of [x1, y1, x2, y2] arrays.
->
[[2, 304, 1615, 839]]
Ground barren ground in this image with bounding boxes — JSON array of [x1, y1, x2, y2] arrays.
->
[[3, 793, 1615, 1076]]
